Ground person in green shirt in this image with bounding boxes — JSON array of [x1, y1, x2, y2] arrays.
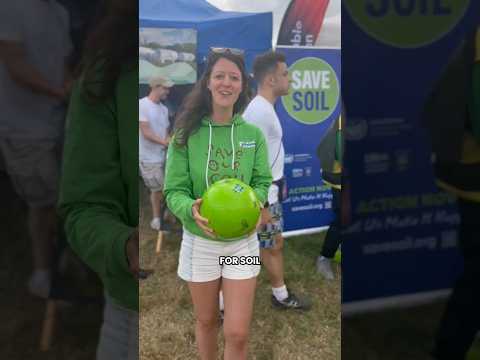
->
[[58, 1, 139, 359], [164, 49, 272, 360]]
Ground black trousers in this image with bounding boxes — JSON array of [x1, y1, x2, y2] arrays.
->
[[433, 199, 480, 360], [321, 188, 342, 259]]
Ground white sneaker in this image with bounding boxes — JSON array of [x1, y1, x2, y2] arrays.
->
[[150, 217, 161, 231], [27, 269, 51, 298], [316, 256, 334, 280]]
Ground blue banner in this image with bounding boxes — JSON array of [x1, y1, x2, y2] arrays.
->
[[275, 46, 341, 233], [342, 1, 480, 306]]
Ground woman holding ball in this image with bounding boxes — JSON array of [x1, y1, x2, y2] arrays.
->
[[163, 48, 272, 360]]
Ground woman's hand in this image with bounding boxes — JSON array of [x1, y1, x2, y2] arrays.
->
[[192, 199, 216, 238]]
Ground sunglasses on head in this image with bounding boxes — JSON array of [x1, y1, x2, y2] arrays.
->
[[209, 47, 245, 56]]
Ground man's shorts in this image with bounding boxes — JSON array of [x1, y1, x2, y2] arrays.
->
[[257, 201, 284, 249], [139, 161, 164, 192], [177, 229, 260, 282], [0, 138, 60, 208]]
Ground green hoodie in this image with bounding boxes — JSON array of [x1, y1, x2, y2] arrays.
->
[[58, 69, 138, 311], [164, 114, 272, 241]]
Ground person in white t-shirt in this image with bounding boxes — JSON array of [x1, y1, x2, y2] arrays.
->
[[0, 0, 72, 298], [242, 51, 311, 311], [139, 75, 173, 230]]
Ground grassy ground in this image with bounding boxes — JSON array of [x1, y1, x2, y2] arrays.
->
[[139, 184, 342, 360], [0, 172, 102, 360]]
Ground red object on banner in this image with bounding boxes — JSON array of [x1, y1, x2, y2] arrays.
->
[[277, 0, 330, 46]]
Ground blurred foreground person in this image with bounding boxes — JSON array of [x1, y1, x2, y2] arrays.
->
[[58, 1, 139, 359], [423, 26, 480, 360]]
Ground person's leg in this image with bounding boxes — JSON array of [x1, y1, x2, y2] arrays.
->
[[317, 217, 340, 280], [150, 190, 163, 219], [188, 279, 222, 360], [1, 139, 60, 297], [222, 277, 256, 360], [258, 202, 310, 310], [320, 219, 341, 259], [260, 233, 285, 288], [433, 199, 480, 359], [29, 204, 57, 270], [139, 162, 164, 230], [317, 188, 341, 279], [219, 278, 224, 312], [258, 202, 286, 290], [27, 204, 57, 297]]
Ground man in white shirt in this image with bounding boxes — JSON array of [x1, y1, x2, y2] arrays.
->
[[242, 51, 310, 310], [139, 75, 173, 230], [0, 0, 72, 298]]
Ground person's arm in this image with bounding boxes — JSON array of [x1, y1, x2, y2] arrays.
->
[[139, 120, 169, 146], [0, 40, 65, 99], [250, 129, 273, 205], [58, 81, 135, 281], [163, 138, 196, 223]]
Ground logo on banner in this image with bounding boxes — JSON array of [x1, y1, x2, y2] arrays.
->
[[282, 57, 340, 125], [344, 0, 469, 48]]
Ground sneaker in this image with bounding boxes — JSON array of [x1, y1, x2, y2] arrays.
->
[[271, 288, 311, 311], [316, 256, 335, 280], [27, 269, 51, 298], [150, 217, 161, 231]]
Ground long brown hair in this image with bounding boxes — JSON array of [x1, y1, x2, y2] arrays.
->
[[77, 0, 137, 102], [174, 52, 250, 146]]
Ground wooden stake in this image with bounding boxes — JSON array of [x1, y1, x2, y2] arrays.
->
[[40, 299, 56, 351], [155, 231, 163, 254]]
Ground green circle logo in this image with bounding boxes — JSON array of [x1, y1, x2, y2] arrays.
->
[[344, 0, 469, 48], [282, 57, 339, 125]]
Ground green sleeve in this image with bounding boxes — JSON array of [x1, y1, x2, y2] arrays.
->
[[251, 129, 273, 204], [163, 140, 196, 223], [58, 83, 134, 281]]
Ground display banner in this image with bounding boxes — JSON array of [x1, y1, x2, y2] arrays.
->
[[276, 46, 341, 235], [342, 0, 480, 311]]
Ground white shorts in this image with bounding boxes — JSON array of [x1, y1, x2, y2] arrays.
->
[[0, 138, 60, 207], [178, 229, 261, 282], [139, 161, 164, 192]]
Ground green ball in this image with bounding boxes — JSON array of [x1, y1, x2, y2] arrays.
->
[[200, 178, 261, 240]]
